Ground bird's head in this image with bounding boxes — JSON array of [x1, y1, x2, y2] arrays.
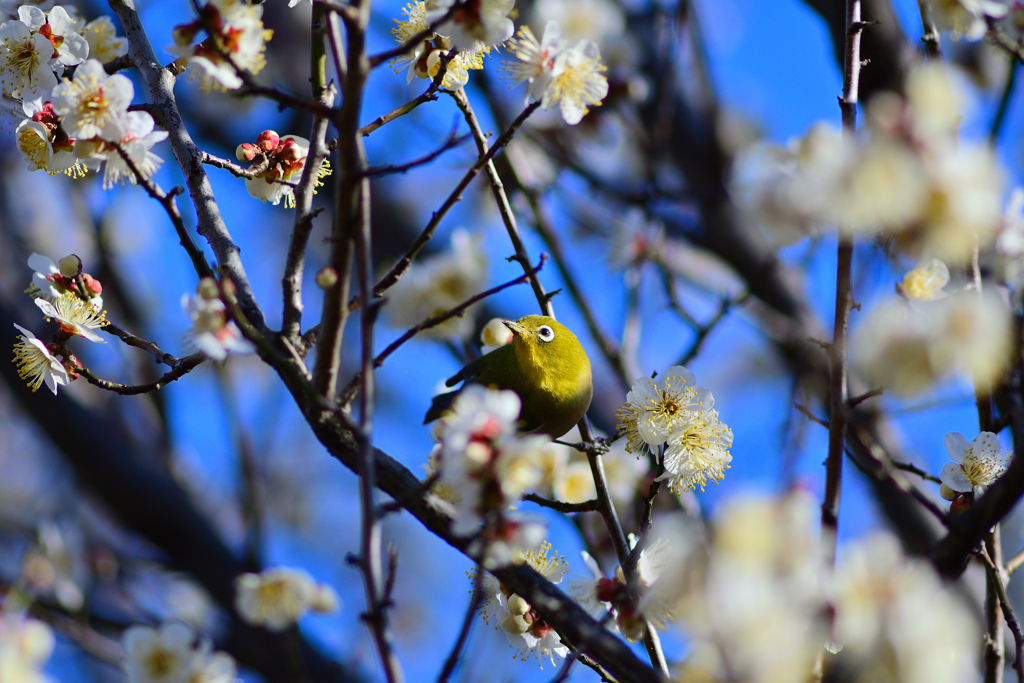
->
[[503, 315, 589, 375]]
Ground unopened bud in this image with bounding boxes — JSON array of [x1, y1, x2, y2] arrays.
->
[[80, 273, 102, 296], [58, 254, 82, 278], [950, 494, 972, 515], [315, 266, 338, 290], [256, 130, 280, 151], [506, 593, 531, 616], [310, 584, 339, 613], [236, 142, 258, 162], [197, 277, 220, 300], [500, 613, 531, 634], [279, 139, 301, 161], [939, 483, 960, 501]]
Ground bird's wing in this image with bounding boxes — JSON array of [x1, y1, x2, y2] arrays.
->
[[445, 354, 486, 387], [423, 389, 459, 425]]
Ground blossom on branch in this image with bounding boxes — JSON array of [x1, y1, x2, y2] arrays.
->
[[51, 59, 131, 141], [237, 130, 330, 209], [899, 258, 949, 301], [0, 12, 58, 98], [181, 277, 254, 361], [170, 0, 271, 91], [389, 1, 487, 89], [12, 322, 69, 394], [76, 15, 127, 63], [940, 431, 1011, 497], [502, 20, 608, 124], [17, 5, 89, 75], [426, 0, 514, 51], [35, 291, 108, 343], [616, 365, 733, 493], [27, 252, 102, 308], [472, 542, 569, 667], [16, 98, 83, 176]]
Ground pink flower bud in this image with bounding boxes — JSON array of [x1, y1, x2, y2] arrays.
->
[[256, 130, 280, 151], [81, 273, 102, 296], [236, 142, 258, 162], [315, 266, 338, 290]]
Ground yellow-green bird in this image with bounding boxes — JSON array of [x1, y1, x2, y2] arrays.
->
[[423, 315, 593, 439]]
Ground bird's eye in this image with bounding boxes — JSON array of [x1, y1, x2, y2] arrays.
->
[[537, 325, 555, 342]]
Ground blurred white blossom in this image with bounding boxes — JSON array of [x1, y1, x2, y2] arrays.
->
[[181, 278, 253, 361], [0, 614, 55, 683], [234, 567, 338, 632], [387, 229, 488, 340], [170, 0, 271, 91]]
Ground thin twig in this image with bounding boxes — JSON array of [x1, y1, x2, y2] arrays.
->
[[435, 565, 483, 683], [891, 460, 942, 484], [991, 58, 1018, 144], [357, 84, 442, 138], [367, 0, 467, 67], [795, 403, 829, 429], [450, 89, 551, 316], [1008, 548, 1024, 576], [523, 493, 599, 514], [677, 293, 748, 367], [201, 152, 261, 179], [916, 0, 943, 59], [113, 146, 212, 280], [365, 131, 472, 177], [981, 541, 1024, 683], [77, 353, 206, 395], [338, 255, 546, 404]]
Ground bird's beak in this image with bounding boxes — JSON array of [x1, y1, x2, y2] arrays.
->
[[503, 320, 527, 337]]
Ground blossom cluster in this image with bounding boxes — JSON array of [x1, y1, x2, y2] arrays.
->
[[13, 253, 108, 394], [121, 621, 238, 683], [735, 64, 1004, 264], [472, 542, 570, 667], [615, 364, 733, 494], [662, 492, 978, 683], [852, 289, 1011, 396], [429, 385, 550, 567], [389, 0, 608, 125], [234, 566, 339, 632], [0, 3, 173, 187], [235, 130, 332, 209], [931, 0, 1024, 41], [170, 0, 271, 91]]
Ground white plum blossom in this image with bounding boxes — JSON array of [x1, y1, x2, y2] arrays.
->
[[77, 15, 127, 63], [900, 258, 950, 301], [18, 5, 89, 73], [181, 278, 254, 361], [387, 229, 488, 339], [27, 252, 102, 308], [830, 532, 979, 683], [169, 0, 271, 91], [389, 1, 485, 89], [15, 99, 83, 176], [480, 316, 513, 354], [12, 323, 68, 394], [0, 16, 57, 98], [435, 386, 549, 539], [501, 21, 566, 104], [427, 0, 513, 51], [616, 365, 733, 494], [51, 58, 131, 140], [0, 614, 56, 683], [121, 621, 197, 683], [941, 431, 1011, 496], [852, 292, 1012, 396], [35, 291, 108, 342], [97, 110, 168, 190], [27, 252, 63, 298], [235, 567, 338, 632], [544, 38, 608, 124], [474, 542, 570, 667]]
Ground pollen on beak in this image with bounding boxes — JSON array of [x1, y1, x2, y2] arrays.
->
[[503, 320, 527, 336]]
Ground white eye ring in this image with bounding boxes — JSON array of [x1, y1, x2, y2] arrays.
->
[[538, 325, 555, 342]]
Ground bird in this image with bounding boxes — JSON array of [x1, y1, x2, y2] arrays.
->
[[423, 315, 593, 439]]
